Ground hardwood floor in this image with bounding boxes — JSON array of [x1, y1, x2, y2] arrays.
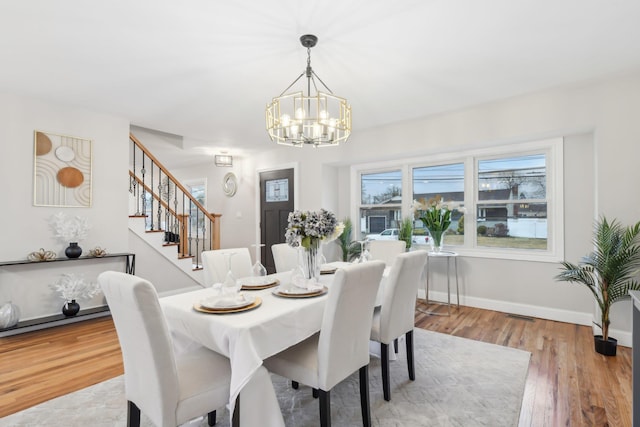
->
[[0, 303, 632, 426]]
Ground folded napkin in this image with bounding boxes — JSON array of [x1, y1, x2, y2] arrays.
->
[[240, 275, 270, 286], [200, 292, 253, 309], [290, 275, 324, 292]]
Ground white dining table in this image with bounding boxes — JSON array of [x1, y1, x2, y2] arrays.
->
[[159, 262, 388, 426]]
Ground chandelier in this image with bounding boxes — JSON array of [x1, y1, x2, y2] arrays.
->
[[266, 34, 351, 147]]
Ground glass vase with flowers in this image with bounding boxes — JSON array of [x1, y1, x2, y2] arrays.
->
[[414, 195, 461, 252], [285, 209, 344, 282]]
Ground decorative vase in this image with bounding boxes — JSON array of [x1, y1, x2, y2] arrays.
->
[[0, 301, 20, 328], [299, 244, 320, 283], [428, 228, 444, 253], [594, 335, 617, 356], [62, 299, 80, 317], [65, 242, 82, 259]]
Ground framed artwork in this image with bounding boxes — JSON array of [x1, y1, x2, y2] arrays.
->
[[33, 130, 93, 207]]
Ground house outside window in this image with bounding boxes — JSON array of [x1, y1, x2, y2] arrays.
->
[[476, 154, 547, 250], [412, 162, 465, 245], [359, 170, 402, 236]]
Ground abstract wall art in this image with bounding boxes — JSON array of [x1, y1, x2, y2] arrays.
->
[[33, 130, 93, 207]]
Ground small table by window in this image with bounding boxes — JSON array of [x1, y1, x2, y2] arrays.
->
[[420, 250, 459, 316]]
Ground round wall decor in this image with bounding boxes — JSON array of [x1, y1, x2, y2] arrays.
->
[[223, 172, 237, 197]]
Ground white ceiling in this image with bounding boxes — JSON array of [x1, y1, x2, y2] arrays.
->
[[2, 1, 640, 167]]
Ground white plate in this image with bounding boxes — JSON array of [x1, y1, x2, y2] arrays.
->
[[200, 294, 255, 310], [272, 286, 328, 299], [276, 286, 323, 295], [239, 276, 272, 286]]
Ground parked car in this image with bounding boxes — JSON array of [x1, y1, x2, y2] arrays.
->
[[366, 228, 399, 240], [366, 228, 430, 244]]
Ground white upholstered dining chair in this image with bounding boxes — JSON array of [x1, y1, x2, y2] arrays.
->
[[202, 247, 253, 286], [368, 240, 406, 266], [370, 250, 427, 401], [98, 271, 237, 427], [264, 261, 386, 427], [271, 243, 298, 273]]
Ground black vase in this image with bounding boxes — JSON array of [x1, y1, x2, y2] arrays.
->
[[62, 300, 80, 317], [594, 335, 617, 356], [65, 242, 82, 259]]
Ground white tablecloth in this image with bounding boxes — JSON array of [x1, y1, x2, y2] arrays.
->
[[160, 271, 333, 425], [159, 264, 389, 425]]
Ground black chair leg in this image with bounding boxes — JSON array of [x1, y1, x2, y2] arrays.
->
[[207, 410, 216, 426], [319, 389, 331, 427], [232, 397, 240, 427], [406, 330, 415, 381], [381, 342, 391, 401], [313, 388, 319, 398], [292, 380, 299, 389], [394, 338, 399, 353], [127, 401, 141, 427], [359, 365, 371, 427]]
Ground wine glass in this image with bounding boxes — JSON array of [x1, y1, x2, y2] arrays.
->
[[290, 248, 307, 289], [250, 243, 268, 278], [222, 252, 239, 294], [357, 240, 371, 263]]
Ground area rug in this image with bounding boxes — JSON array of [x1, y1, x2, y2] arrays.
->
[[0, 329, 530, 427]]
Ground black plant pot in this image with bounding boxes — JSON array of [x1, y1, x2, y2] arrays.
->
[[594, 335, 617, 356], [65, 242, 82, 259], [62, 300, 80, 317]]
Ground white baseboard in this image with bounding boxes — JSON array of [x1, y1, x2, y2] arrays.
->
[[417, 289, 632, 348]]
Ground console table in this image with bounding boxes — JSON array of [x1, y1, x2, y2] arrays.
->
[[419, 250, 460, 316], [0, 253, 134, 337]]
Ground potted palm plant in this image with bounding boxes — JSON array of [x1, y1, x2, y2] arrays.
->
[[399, 217, 413, 250], [555, 216, 640, 356], [337, 217, 361, 262]]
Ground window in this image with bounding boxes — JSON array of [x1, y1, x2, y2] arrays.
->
[[359, 170, 402, 237], [412, 163, 465, 246], [185, 180, 206, 234], [476, 154, 547, 250], [353, 138, 563, 262]]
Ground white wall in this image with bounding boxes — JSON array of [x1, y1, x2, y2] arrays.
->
[[0, 92, 130, 318]]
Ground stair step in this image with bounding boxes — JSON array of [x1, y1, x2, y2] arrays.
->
[[128, 208, 204, 287], [179, 255, 194, 259]]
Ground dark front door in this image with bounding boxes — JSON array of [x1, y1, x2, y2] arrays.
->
[[260, 168, 294, 274]]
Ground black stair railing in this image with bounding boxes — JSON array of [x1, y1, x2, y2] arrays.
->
[[128, 133, 221, 268]]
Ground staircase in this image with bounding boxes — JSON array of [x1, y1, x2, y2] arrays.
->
[[128, 132, 221, 286]]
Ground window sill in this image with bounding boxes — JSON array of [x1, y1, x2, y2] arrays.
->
[[411, 243, 562, 263]]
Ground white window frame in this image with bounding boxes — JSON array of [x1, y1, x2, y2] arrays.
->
[[356, 168, 403, 239], [184, 178, 207, 234], [352, 137, 564, 262]]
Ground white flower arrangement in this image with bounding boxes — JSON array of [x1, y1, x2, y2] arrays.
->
[[50, 273, 100, 302], [48, 212, 91, 243], [325, 221, 345, 243], [285, 209, 343, 249]]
